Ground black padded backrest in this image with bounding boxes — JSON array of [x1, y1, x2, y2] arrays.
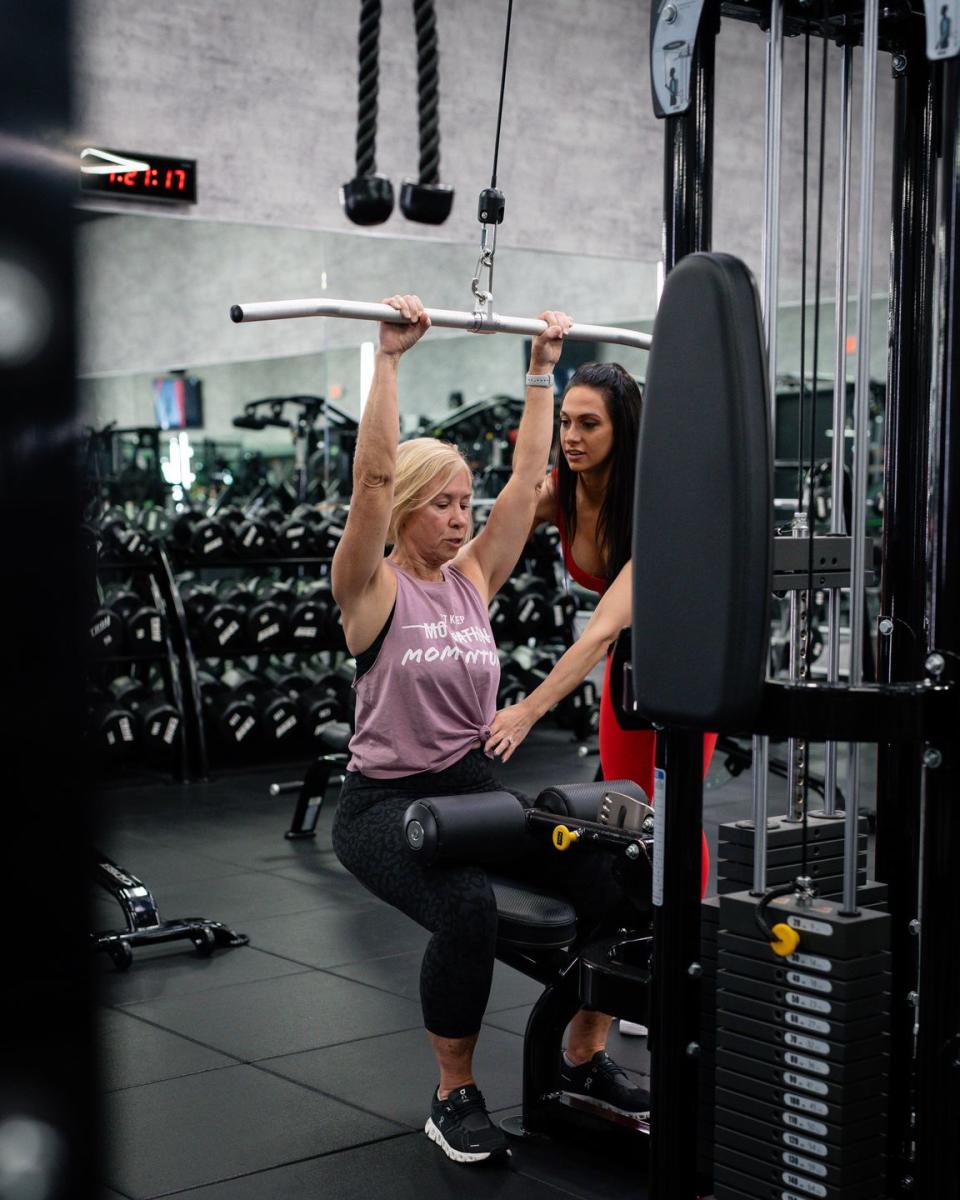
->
[[632, 252, 772, 728]]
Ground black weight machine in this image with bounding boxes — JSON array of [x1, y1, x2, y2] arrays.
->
[[634, 2, 960, 1198], [230, 394, 358, 506]]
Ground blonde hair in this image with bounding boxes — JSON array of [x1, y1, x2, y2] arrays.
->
[[388, 438, 473, 544]]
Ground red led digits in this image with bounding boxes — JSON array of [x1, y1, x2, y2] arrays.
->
[[82, 150, 196, 202]]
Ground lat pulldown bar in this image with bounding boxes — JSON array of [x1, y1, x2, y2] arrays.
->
[[229, 297, 652, 351]]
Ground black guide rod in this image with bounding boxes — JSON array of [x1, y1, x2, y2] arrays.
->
[[782, 28, 816, 830], [751, 0, 784, 893], [876, 39, 937, 1198], [650, 8, 716, 1200], [915, 51, 960, 1200], [843, 0, 880, 917], [824, 43, 855, 817]]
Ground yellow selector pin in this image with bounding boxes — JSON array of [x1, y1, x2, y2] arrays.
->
[[552, 825, 581, 851], [769, 922, 800, 957]]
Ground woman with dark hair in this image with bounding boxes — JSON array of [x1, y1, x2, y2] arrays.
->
[[485, 361, 717, 894]]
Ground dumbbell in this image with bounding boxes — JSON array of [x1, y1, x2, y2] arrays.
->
[[488, 587, 517, 641], [88, 606, 124, 657], [197, 669, 260, 748], [528, 523, 563, 565], [264, 661, 315, 697], [507, 644, 552, 692], [104, 585, 165, 650], [224, 507, 274, 558], [109, 676, 182, 763], [181, 581, 245, 654], [219, 580, 287, 650], [313, 660, 357, 727], [284, 581, 332, 649], [275, 507, 320, 557], [137, 506, 172, 542], [496, 648, 529, 707], [171, 511, 229, 561], [220, 667, 302, 746], [556, 679, 601, 740], [313, 516, 346, 558], [510, 574, 552, 641], [87, 684, 139, 760], [542, 589, 578, 642], [99, 508, 152, 562], [299, 683, 345, 745], [266, 662, 344, 745], [274, 578, 339, 649], [303, 578, 344, 647]]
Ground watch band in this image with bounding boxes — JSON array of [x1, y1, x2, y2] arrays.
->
[[525, 372, 554, 389]]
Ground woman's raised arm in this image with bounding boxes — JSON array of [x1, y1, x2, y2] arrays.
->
[[458, 312, 571, 600], [331, 295, 429, 613]]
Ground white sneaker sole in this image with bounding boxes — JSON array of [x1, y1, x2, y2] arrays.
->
[[425, 1117, 506, 1163]]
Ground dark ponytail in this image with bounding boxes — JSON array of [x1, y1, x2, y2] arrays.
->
[[556, 362, 643, 583]]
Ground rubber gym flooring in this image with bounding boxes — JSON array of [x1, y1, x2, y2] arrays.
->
[[93, 731, 871, 1200]]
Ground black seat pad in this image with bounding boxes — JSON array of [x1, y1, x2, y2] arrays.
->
[[489, 875, 577, 950]]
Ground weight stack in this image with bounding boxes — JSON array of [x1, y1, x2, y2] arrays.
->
[[713, 890, 891, 1200], [717, 816, 887, 906], [697, 896, 719, 1183]]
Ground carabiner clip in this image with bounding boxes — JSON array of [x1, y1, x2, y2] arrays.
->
[[470, 224, 497, 323]]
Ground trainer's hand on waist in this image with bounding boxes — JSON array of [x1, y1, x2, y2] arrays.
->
[[485, 700, 536, 763]]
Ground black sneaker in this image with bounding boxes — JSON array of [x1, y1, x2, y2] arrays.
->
[[425, 1084, 509, 1163], [559, 1051, 651, 1118]]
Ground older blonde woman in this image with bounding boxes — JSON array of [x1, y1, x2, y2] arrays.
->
[[331, 295, 648, 1165]]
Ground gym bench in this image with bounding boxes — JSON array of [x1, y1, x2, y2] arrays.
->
[[403, 779, 657, 1143]]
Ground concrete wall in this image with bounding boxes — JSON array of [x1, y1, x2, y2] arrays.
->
[[73, 0, 894, 275], [74, 0, 898, 440]]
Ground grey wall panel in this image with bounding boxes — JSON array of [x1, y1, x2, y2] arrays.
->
[[74, 1, 894, 281], [74, 0, 897, 442]]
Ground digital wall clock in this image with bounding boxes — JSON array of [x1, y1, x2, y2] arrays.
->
[[80, 147, 197, 203]]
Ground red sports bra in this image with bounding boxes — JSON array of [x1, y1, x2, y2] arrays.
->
[[551, 468, 608, 595]]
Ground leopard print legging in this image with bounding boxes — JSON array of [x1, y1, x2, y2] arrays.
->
[[331, 748, 632, 1039]]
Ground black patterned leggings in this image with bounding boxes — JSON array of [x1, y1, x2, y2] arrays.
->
[[331, 748, 633, 1039]]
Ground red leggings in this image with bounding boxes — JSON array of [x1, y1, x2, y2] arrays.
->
[[599, 654, 717, 898]]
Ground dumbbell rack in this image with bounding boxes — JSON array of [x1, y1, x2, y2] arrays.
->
[[91, 545, 193, 781], [170, 552, 348, 778]]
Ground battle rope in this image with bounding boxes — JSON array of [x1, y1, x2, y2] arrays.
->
[[412, 0, 441, 185], [355, 0, 382, 179]]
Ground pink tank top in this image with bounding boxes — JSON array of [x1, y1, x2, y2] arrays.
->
[[346, 561, 500, 778]]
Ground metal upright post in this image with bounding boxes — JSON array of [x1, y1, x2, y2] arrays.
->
[[751, 0, 784, 891], [823, 42, 854, 817], [650, 6, 716, 1198], [915, 50, 960, 1200], [843, 0, 880, 917], [875, 39, 936, 1195]]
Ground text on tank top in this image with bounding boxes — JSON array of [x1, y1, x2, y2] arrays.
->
[[346, 561, 501, 778]]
